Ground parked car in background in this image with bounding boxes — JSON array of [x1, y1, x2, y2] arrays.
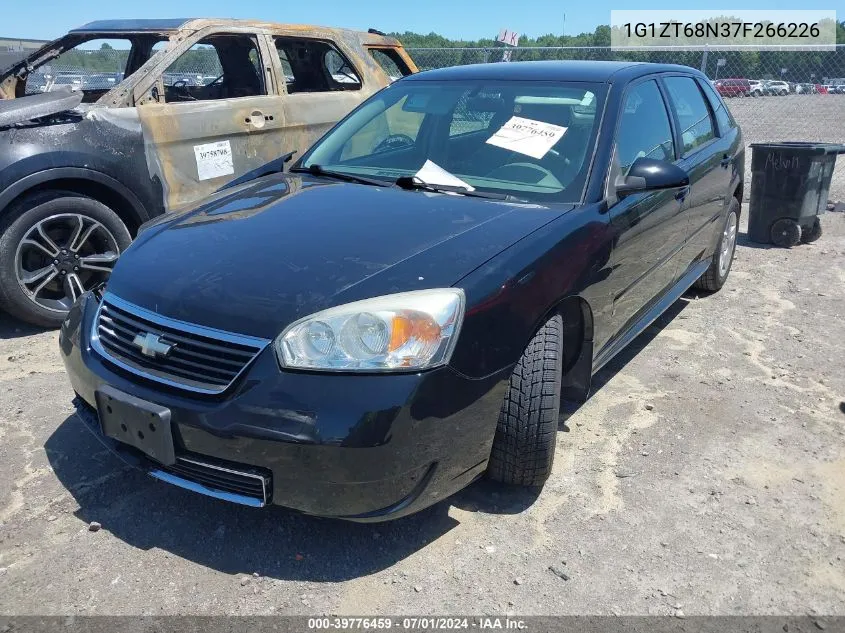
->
[[715, 78, 750, 97], [815, 84, 829, 94], [749, 80, 764, 96], [763, 80, 790, 96], [795, 83, 818, 94], [0, 18, 416, 327], [82, 73, 122, 91], [49, 73, 84, 92], [60, 60, 745, 520]]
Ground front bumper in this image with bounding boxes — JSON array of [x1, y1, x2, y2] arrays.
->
[[59, 293, 510, 521]]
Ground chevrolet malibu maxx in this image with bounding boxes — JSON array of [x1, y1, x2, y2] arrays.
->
[[60, 61, 744, 521]]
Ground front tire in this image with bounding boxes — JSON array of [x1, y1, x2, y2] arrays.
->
[[0, 192, 132, 328], [487, 315, 563, 487], [694, 198, 739, 292]]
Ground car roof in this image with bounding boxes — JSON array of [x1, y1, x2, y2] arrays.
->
[[71, 19, 193, 33], [66, 19, 402, 47], [405, 60, 705, 83]]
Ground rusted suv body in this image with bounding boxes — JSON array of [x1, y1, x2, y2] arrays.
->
[[0, 19, 415, 326]]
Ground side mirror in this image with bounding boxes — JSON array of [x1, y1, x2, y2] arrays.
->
[[615, 157, 689, 198]]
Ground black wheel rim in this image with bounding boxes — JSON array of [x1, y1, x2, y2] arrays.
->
[[14, 213, 120, 313]]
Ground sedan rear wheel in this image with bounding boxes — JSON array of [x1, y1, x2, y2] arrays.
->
[[694, 198, 739, 292], [0, 192, 132, 327]]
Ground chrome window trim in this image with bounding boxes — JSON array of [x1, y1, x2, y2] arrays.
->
[[90, 292, 271, 395]]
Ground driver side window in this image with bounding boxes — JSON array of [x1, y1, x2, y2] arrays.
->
[[615, 80, 675, 176], [160, 34, 264, 103]]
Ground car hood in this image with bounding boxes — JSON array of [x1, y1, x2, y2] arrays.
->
[[0, 87, 82, 127], [108, 173, 572, 339]]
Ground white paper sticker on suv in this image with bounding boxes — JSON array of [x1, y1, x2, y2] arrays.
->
[[194, 140, 234, 181], [485, 116, 567, 159]]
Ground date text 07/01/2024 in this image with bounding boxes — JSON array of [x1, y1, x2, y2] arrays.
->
[[306, 618, 528, 630]]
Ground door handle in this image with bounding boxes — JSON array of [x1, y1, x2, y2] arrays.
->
[[720, 154, 731, 168], [245, 110, 268, 129]]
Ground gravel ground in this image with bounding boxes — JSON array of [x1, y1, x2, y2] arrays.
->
[[0, 208, 844, 616]]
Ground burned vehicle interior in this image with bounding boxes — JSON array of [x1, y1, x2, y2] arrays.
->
[[5, 25, 394, 105], [160, 36, 265, 102]]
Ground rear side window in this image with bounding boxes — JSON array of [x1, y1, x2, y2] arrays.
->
[[274, 37, 362, 93], [663, 76, 716, 155], [698, 78, 735, 135], [615, 79, 675, 175], [368, 48, 413, 80]]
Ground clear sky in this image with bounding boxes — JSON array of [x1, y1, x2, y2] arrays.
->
[[4, 0, 821, 42]]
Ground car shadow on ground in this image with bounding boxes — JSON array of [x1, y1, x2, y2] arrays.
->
[[44, 296, 692, 580], [0, 311, 48, 340], [736, 230, 779, 250], [447, 297, 692, 518], [45, 414, 460, 581]]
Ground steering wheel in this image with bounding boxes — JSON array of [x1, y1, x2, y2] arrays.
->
[[484, 162, 564, 188], [170, 79, 196, 101], [374, 134, 415, 153]]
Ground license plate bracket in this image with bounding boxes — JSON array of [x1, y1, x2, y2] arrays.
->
[[95, 385, 175, 466]]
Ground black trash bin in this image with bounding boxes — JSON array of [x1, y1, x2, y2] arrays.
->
[[748, 142, 845, 247]]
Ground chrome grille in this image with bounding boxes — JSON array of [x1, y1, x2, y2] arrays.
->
[[92, 293, 270, 394], [153, 457, 272, 506]]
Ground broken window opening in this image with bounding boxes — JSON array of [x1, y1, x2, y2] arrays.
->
[[160, 34, 265, 103], [273, 37, 362, 94], [367, 48, 413, 82], [24, 37, 139, 102]]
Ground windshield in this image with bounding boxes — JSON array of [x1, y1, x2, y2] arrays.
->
[[300, 79, 605, 203]]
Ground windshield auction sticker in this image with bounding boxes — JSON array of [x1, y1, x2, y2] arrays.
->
[[485, 117, 568, 160], [194, 140, 235, 181], [610, 10, 837, 49]]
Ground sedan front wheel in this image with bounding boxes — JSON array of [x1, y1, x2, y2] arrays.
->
[[487, 315, 563, 487], [0, 192, 132, 327]]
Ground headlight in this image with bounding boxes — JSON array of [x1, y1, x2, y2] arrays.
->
[[275, 289, 464, 372]]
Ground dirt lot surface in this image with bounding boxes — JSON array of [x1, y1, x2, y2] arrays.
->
[[1, 208, 844, 616]]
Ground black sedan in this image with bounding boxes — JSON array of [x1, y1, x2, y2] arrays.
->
[[60, 61, 744, 521]]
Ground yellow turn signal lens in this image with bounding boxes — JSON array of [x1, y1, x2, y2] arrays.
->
[[388, 313, 442, 353]]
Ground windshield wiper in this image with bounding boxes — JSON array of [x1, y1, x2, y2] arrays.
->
[[290, 164, 387, 187], [394, 176, 525, 202]]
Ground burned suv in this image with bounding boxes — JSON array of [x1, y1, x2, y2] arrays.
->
[[0, 19, 415, 327]]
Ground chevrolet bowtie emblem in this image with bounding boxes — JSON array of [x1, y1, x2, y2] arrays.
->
[[132, 332, 176, 358]]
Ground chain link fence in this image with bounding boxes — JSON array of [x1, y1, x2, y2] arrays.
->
[[20, 42, 228, 94], [407, 45, 845, 202]]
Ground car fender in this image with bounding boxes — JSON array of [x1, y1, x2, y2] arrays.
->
[[0, 166, 151, 226], [451, 206, 611, 380]]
